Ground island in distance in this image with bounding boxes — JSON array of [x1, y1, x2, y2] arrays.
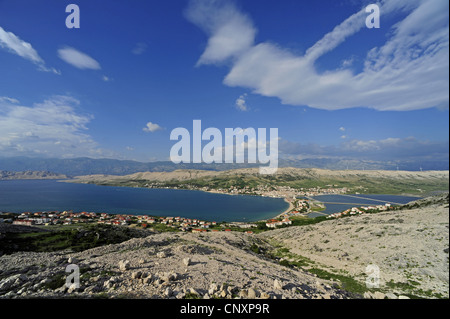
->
[[0, 170, 68, 180]]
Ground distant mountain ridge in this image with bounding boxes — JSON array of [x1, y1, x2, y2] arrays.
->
[[0, 156, 448, 177], [0, 170, 67, 180]]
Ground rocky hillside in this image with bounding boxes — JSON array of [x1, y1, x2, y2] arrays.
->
[[0, 170, 67, 180], [258, 193, 449, 299], [71, 167, 450, 182], [0, 231, 353, 299], [69, 167, 449, 195]]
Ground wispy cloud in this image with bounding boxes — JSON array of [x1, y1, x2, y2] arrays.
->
[[235, 93, 249, 111], [0, 26, 59, 74], [0, 96, 20, 104], [187, 0, 449, 111], [132, 42, 148, 55], [0, 96, 114, 158], [143, 122, 163, 133], [57, 46, 101, 70]]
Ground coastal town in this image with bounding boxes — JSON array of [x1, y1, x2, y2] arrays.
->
[[3, 209, 292, 233], [144, 182, 351, 199], [1, 195, 396, 234]]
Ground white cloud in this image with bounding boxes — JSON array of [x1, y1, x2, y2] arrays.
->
[[102, 75, 112, 82], [339, 127, 346, 132], [0, 26, 59, 74], [235, 93, 249, 111], [132, 42, 147, 55], [185, 0, 257, 66], [188, 0, 449, 111], [143, 122, 163, 133], [0, 96, 113, 158], [57, 46, 101, 70], [0, 26, 43, 64], [0, 96, 20, 104]]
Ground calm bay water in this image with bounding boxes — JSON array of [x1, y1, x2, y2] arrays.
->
[[0, 180, 289, 222], [307, 193, 421, 218]]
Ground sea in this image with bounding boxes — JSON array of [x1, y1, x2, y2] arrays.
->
[[0, 179, 289, 222], [307, 193, 421, 218]]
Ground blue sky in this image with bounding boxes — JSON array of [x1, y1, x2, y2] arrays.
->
[[0, 0, 448, 166]]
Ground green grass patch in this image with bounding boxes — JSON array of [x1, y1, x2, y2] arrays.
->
[[291, 216, 328, 227], [307, 268, 367, 295], [0, 224, 145, 254]]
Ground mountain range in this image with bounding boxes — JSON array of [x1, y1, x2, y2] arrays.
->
[[0, 156, 447, 177]]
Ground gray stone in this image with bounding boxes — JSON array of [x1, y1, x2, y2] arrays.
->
[[247, 288, 257, 299], [118, 260, 130, 271], [164, 287, 173, 297], [85, 285, 102, 294], [385, 292, 398, 299], [260, 292, 271, 299], [274, 279, 283, 290], [239, 289, 248, 298], [182, 257, 191, 267], [161, 272, 177, 282], [209, 283, 218, 295], [373, 291, 386, 299], [131, 271, 142, 279], [143, 275, 154, 285], [189, 288, 199, 296], [364, 292, 373, 299], [157, 252, 166, 258]]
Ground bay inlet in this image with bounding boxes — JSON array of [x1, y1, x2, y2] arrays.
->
[[0, 179, 289, 222]]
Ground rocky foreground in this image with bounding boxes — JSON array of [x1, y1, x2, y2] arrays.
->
[[0, 194, 448, 299], [0, 229, 357, 299]]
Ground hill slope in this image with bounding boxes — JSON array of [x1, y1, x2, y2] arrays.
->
[[69, 167, 449, 195], [258, 193, 449, 298]]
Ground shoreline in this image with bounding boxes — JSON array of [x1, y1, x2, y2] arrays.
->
[[17, 180, 426, 224], [269, 197, 295, 220]]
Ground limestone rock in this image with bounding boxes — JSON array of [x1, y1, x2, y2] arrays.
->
[[118, 260, 130, 271], [157, 252, 166, 258], [182, 257, 191, 267], [274, 279, 283, 290], [247, 288, 258, 299], [131, 271, 142, 279]]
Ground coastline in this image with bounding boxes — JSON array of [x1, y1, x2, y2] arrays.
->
[[270, 197, 294, 220], [36, 180, 426, 223]]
